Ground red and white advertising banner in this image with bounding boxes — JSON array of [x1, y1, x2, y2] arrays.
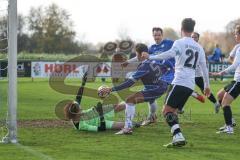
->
[[31, 61, 112, 78]]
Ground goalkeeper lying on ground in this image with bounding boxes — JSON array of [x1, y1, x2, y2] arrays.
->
[[64, 101, 140, 132], [63, 70, 140, 132]]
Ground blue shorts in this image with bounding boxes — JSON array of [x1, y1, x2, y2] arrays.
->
[[141, 81, 168, 104]]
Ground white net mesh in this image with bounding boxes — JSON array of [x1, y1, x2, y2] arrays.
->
[[0, 0, 9, 143], [0, 0, 8, 54]]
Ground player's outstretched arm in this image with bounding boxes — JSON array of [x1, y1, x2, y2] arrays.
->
[[199, 61, 210, 87], [121, 57, 138, 68], [141, 49, 176, 60], [151, 50, 176, 60], [211, 52, 240, 76], [222, 53, 240, 74], [127, 56, 138, 63], [111, 65, 148, 92], [199, 49, 211, 97], [111, 79, 136, 92], [199, 62, 211, 97]]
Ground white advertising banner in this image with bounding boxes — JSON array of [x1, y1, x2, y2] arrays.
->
[[31, 61, 112, 78]]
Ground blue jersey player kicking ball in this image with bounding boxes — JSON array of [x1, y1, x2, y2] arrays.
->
[[101, 43, 168, 134], [122, 28, 176, 126]]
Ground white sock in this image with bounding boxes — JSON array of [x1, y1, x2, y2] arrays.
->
[[191, 91, 198, 98], [124, 103, 135, 128], [171, 124, 180, 134], [148, 101, 157, 117]]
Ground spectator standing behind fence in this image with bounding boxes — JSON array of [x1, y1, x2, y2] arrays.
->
[[208, 44, 222, 63]]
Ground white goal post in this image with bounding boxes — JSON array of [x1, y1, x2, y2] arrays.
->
[[2, 0, 17, 144]]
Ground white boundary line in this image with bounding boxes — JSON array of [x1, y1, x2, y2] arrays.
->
[[15, 143, 54, 160]]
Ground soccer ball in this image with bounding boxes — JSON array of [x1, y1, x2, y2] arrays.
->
[[97, 85, 110, 98]]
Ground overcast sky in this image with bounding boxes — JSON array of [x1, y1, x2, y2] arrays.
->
[[17, 0, 240, 44]]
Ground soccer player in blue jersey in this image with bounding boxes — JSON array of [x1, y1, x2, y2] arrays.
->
[[103, 43, 169, 134], [149, 27, 176, 88], [123, 28, 175, 125], [143, 27, 175, 124]]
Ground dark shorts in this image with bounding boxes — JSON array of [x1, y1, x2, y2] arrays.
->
[[142, 81, 168, 104], [165, 85, 193, 110], [224, 81, 240, 99]]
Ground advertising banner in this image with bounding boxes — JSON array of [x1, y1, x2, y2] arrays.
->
[[31, 61, 112, 78]]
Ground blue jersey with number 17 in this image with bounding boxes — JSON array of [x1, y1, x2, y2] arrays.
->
[[148, 39, 175, 84]]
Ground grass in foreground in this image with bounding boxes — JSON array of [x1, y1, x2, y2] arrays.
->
[[0, 78, 240, 160]]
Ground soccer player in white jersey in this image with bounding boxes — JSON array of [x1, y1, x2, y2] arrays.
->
[[142, 18, 211, 147], [191, 32, 221, 113], [211, 25, 240, 134]]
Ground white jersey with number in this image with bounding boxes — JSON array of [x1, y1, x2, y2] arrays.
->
[[224, 46, 240, 82], [171, 37, 207, 89], [149, 37, 209, 90]]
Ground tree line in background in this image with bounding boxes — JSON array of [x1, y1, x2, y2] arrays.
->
[[0, 3, 91, 54], [0, 3, 240, 56], [200, 18, 240, 55], [162, 19, 240, 55]]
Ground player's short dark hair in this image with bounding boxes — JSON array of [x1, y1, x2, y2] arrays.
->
[[135, 43, 148, 54], [181, 18, 195, 33], [193, 32, 200, 38], [236, 25, 240, 34], [152, 27, 163, 34]]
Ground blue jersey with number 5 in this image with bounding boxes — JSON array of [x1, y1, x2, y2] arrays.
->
[[149, 39, 175, 84]]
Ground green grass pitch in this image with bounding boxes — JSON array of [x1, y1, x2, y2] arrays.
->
[[0, 78, 240, 160]]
